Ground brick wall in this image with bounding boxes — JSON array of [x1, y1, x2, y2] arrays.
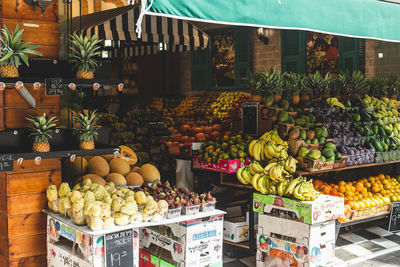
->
[[365, 39, 376, 78], [374, 41, 400, 77], [251, 28, 281, 73]]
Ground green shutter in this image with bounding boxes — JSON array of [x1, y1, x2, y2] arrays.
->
[[235, 28, 251, 88], [281, 30, 306, 73], [191, 49, 210, 90], [339, 37, 359, 71]]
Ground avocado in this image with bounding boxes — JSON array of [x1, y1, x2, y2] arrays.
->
[[315, 127, 323, 138], [318, 137, 326, 144], [305, 139, 311, 144], [324, 142, 336, 152], [321, 126, 328, 138], [322, 148, 335, 158], [320, 156, 327, 162]]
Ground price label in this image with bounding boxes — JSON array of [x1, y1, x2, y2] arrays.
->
[[45, 78, 64, 95], [0, 154, 13, 172], [105, 229, 134, 267], [388, 202, 400, 232]]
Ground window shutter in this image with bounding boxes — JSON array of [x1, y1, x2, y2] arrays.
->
[[339, 37, 359, 71], [281, 30, 306, 73], [191, 49, 210, 90], [235, 28, 251, 88]]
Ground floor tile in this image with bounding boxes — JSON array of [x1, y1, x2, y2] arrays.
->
[[340, 232, 368, 243], [239, 256, 255, 267], [384, 234, 400, 244], [223, 255, 237, 263], [342, 243, 372, 257], [336, 236, 353, 247], [335, 248, 359, 261], [352, 229, 380, 240], [223, 260, 248, 267], [357, 240, 386, 252], [370, 238, 399, 249], [365, 226, 393, 237]]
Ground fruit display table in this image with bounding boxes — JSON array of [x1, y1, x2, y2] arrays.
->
[[44, 209, 225, 267]]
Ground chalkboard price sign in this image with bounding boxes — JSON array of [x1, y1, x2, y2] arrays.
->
[[105, 229, 134, 267], [45, 78, 64, 95], [242, 102, 259, 135], [0, 154, 13, 172], [388, 202, 400, 232]]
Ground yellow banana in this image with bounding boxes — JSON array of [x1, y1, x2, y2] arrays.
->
[[248, 140, 258, 157], [293, 183, 305, 201], [284, 176, 304, 196], [252, 173, 262, 191], [242, 168, 252, 184], [236, 167, 248, 184], [258, 175, 268, 194], [264, 162, 278, 174]]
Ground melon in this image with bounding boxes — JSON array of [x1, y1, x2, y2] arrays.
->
[[102, 154, 114, 162], [139, 164, 160, 183], [126, 172, 144, 186], [109, 158, 130, 176], [85, 156, 93, 161], [119, 145, 137, 165], [106, 173, 127, 186], [87, 156, 110, 177], [72, 156, 88, 176], [131, 166, 141, 172], [83, 174, 106, 185]]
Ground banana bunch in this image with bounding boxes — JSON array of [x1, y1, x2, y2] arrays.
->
[[326, 97, 345, 109], [264, 142, 289, 160], [277, 176, 319, 201], [260, 130, 288, 146], [249, 130, 289, 161], [263, 156, 297, 183], [249, 140, 266, 161]]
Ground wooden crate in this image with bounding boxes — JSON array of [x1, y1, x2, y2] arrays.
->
[[4, 85, 60, 108], [0, 91, 3, 131], [0, 0, 58, 22], [4, 107, 60, 129], [0, 158, 61, 267]]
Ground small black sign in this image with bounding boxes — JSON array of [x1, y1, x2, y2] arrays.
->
[[105, 229, 134, 267], [388, 202, 400, 232], [0, 154, 13, 172], [242, 102, 258, 135], [45, 78, 64, 95]]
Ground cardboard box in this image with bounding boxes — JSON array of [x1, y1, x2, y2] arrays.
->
[[140, 249, 160, 267], [288, 139, 320, 154], [46, 214, 140, 267], [140, 215, 224, 267], [192, 156, 251, 173], [253, 193, 344, 224], [301, 157, 334, 171], [223, 217, 250, 243]]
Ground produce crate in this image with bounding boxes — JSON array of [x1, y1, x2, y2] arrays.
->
[[346, 203, 392, 222], [264, 107, 283, 120], [333, 156, 348, 169], [277, 123, 294, 138], [168, 144, 191, 157], [299, 157, 334, 172], [288, 139, 320, 154], [192, 156, 251, 173], [375, 150, 400, 163]]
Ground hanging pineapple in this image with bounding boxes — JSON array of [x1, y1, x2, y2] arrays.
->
[[70, 34, 102, 79], [26, 113, 58, 152], [73, 110, 99, 150], [0, 24, 42, 78]]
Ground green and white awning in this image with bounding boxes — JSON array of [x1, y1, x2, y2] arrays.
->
[[137, 0, 400, 43]]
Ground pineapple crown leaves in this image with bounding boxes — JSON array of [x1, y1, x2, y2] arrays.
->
[[387, 75, 399, 96], [321, 73, 332, 94], [73, 110, 99, 142], [26, 113, 58, 143], [307, 72, 323, 96], [349, 70, 368, 95], [284, 72, 301, 95], [261, 68, 285, 95], [70, 34, 103, 72], [0, 24, 42, 67]]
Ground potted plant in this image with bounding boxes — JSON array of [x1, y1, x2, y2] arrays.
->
[[0, 25, 42, 78], [387, 75, 399, 100], [308, 72, 323, 102], [73, 110, 99, 150], [336, 72, 350, 101], [285, 73, 300, 105], [321, 73, 332, 99], [248, 72, 263, 102], [299, 74, 311, 103], [70, 34, 102, 79], [26, 113, 58, 152]]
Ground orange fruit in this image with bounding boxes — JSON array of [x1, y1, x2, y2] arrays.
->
[[390, 195, 397, 202], [339, 185, 346, 193], [379, 174, 385, 180], [345, 190, 354, 197], [358, 202, 366, 209], [382, 179, 389, 185], [368, 177, 375, 182], [372, 186, 380, 193], [365, 182, 372, 188], [352, 202, 360, 209], [355, 183, 364, 192], [338, 181, 346, 186]]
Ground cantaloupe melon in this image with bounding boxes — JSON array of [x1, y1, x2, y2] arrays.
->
[[131, 166, 141, 172], [139, 164, 160, 183], [109, 158, 130, 176], [119, 145, 137, 165], [126, 172, 144, 186], [102, 154, 114, 162], [72, 156, 88, 176], [106, 173, 127, 186], [85, 156, 93, 161], [83, 174, 106, 185], [88, 156, 110, 177]]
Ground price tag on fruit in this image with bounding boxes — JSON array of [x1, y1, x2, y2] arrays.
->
[[0, 154, 13, 172]]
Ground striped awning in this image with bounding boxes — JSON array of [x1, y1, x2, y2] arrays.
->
[[71, 5, 209, 57]]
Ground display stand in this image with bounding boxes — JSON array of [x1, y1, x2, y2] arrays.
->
[[45, 209, 225, 267]]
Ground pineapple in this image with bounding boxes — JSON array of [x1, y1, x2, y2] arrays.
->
[[73, 110, 99, 150], [26, 113, 58, 153], [70, 34, 102, 80], [0, 24, 42, 78]]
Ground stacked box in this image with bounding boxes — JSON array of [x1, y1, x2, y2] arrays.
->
[[140, 215, 224, 267], [256, 215, 336, 267]]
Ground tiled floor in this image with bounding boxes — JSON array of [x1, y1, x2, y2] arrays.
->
[[223, 226, 400, 267]]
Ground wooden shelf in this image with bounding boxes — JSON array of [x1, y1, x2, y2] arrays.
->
[[223, 240, 250, 249], [296, 159, 400, 175]]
